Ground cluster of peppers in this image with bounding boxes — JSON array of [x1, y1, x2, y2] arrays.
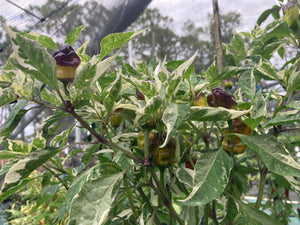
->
[[52, 45, 251, 169]]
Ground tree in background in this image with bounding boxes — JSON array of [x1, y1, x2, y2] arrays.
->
[[127, 9, 242, 72]]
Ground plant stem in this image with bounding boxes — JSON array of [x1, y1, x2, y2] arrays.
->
[[204, 204, 210, 225], [67, 104, 143, 164], [43, 164, 68, 190], [255, 166, 268, 209], [144, 129, 150, 161], [149, 167, 184, 225], [227, 120, 234, 157], [137, 186, 162, 225], [123, 175, 138, 219]]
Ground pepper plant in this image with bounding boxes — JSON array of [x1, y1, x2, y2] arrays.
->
[[0, 2, 300, 224]]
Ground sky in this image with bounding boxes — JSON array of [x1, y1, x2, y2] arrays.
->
[[148, 0, 277, 33], [0, 0, 279, 34]]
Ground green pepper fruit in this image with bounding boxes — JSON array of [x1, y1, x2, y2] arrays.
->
[[52, 44, 81, 82], [109, 109, 124, 127], [207, 87, 237, 109]]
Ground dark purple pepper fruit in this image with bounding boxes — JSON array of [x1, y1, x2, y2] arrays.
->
[[207, 87, 237, 109]]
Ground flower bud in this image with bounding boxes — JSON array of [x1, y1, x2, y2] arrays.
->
[[52, 44, 81, 82], [283, 0, 299, 30], [207, 87, 237, 109]]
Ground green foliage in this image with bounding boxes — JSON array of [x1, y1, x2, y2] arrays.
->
[[0, 3, 300, 224]]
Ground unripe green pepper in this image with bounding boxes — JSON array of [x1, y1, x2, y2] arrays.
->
[[52, 44, 81, 82], [109, 108, 124, 127]]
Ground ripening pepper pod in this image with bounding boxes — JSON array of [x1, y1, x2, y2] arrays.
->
[[283, 0, 299, 30], [142, 132, 176, 167], [192, 92, 208, 107], [207, 87, 237, 109], [222, 118, 251, 154], [109, 108, 124, 127], [52, 44, 81, 82]]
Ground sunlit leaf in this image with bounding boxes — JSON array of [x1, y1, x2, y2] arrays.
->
[[238, 69, 256, 100], [0, 100, 28, 139], [179, 150, 233, 206], [69, 172, 122, 225], [0, 146, 63, 201], [237, 134, 300, 177], [4, 25, 58, 90], [187, 106, 251, 122], [237, 201, 281, 225], [65, 25, 86, 46], [262, 111, 300, 127], [99, 29, 145, 60], [161, 102, 190, 148]]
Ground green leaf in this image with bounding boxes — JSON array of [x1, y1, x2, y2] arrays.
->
[[161, 103, 190, 148], [238, 69, 256, 100], [99, 29, 145, 60], [50, 124, 75, 146], [254, 62, 282, 82], [0, 100, 28, 139], [287, 71, 300, 94], [187, 106, 251, 122], [103, 70, 122, 114], [40, 88, 61, 105], [256, 5, 281, 26], [69, 172, 122, 225], [5, 25, 58, 90], [181, 205, 203, 225], [77, 39, 90, 63], [237, 134, 300, 177], [167, 51, 198, 98], [20, 31, 56, 50], [74, 51, 119, 90], [179, 150, 234, 206], [7, 139, 29, 154], [262, 111, 300, 127], [221, 197, 238, 224], [66, 165, 98, 210], [31, 132, 46, 149], [0, 151, 20, 159], [0, 178, 31, 202], [237, 201, 281, 225], [0, 88, 17, 107], [0, 146, 63, 201], [176, 167, 194, 188], [81, 143, 101, 165], [65, 25, 86, 46], [251, 90, 266, 120]]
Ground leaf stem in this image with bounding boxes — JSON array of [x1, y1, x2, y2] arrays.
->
[[123, 175, 139, 219], [136, 186, 162, 225], [144, 129, 150, 161], [67, 104, 143, 163], [255, 166, 268, 209], [149, 167, 184, 225], [43, 164, 69, 190]]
